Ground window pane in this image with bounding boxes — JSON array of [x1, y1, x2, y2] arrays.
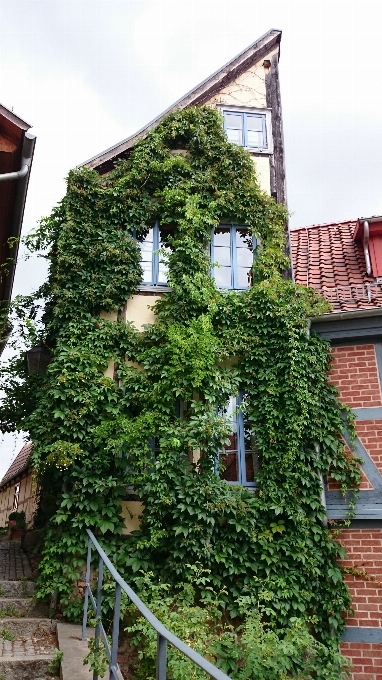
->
[[237, 247, 253, 267], [219, 396, 239, 481], [225, 113, 243, 129], [140, 241, 153, 259], [214, 266, 231, 287], [141, 260, 152, 283], [247, 130, 263, 147], [214, 246, 231, 267], [246, 115, 263, 131], [158, 261, 168, 284], [226, 128, 243, 145], [214, 229, 230, 247], [220, 451, 239, 482], [143, 228, 154, 243], [237, 267, 251, 288], [245, 452, 259, 483], [244, 416, 259, 483], [236, 229, 252, 248]]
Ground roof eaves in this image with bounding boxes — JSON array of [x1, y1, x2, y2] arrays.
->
[[80, 28, 281, 173], [0, 443, 33, 489], [290, 219, 358, 232], [0, 104, 31, 131]]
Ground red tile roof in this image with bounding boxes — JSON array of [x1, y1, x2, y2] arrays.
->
[[290, 220, 382, 312], [0, 442, 33, 488]]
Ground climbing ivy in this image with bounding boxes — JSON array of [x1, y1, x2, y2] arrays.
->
[[0, 107, 360, 664]]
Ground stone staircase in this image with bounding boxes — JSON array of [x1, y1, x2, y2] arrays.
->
[[0, 541, 59, 680]]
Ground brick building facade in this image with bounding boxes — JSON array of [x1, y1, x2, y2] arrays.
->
[[292, 218, 382, 680]]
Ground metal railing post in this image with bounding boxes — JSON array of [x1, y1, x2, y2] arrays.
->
[[82, 537, 92, 641], [156, 633, 167, 680], [93, 556, 104, 680], [109, 582, 122, 680]]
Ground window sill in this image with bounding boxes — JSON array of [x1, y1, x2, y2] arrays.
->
[[246, 148, 272, 156], [137, 284, 172, 294]]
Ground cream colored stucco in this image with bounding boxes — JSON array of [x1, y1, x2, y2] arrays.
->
[[123, 295, 157, 330], [105, 359, 115, 379], [252, 155, 271, 195], [100, 310, 118, 322], [121, 500, 144, 535], [125, 359, 144, 372], [204, 46, 279, 197], [205, 47, 278, 110]]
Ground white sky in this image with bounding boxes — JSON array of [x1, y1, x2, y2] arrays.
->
[[1, 0, 382, 477]]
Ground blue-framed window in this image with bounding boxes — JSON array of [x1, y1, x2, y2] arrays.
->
[[211, 225, 255, 289], [139, 221, 171, 286], [218, 394, 258, 488], [223, 110, 268, 150]]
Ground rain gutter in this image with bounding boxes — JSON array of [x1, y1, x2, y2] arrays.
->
[[311, 307, 382, 324], [1, 131, 36, 306]]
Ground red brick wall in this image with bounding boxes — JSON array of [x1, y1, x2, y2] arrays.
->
[[355, 421, 382, 476], [338, 529, 382, 627], [329, 345, 382, 407], [328, 344, 382, 678], [336, 525, 382, 679], [340, 642, 382, 680]]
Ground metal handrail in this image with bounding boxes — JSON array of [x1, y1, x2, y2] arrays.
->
[[82, 528, 233, 680]]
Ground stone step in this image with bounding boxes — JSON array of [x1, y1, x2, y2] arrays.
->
[[0, 579, 36, 598], [0, 615, 56, 637], [0, 597, 49, 618], [0, 618, 58, 680], [0, 656, 58, 680]]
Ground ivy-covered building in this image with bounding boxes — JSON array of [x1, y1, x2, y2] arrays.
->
[[81, 27, 289, 533], [0, 28, 367, 680]]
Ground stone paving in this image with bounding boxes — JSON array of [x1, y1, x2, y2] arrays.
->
[[0, 621, 57, 658], [0, 540, 32, 580], [0, 541, 59, 679]]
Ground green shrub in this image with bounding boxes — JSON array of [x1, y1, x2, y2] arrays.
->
[[124, 571, 350, 680]]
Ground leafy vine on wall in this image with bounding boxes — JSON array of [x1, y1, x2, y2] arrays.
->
[[0, 107, 360, 657]]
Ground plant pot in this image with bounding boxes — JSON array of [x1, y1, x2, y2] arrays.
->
[[10, 528, 26, 540]]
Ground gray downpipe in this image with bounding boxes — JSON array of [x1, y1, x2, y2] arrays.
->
[[0, 164, 29, 182]]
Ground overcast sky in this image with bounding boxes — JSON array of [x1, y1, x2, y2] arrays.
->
[[1, 0, 382, 477]]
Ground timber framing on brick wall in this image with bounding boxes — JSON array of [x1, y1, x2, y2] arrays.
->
[[323, 342, 382, 521], [291, 219, 382, 665]]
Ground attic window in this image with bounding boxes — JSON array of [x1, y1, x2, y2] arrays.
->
[[222, 108, 272, 152]]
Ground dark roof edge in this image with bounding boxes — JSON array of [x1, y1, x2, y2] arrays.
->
[[311, 308, 382, 323], [80, 28, 281, 172], [0, 459, 29, 490], [0, 104, 31, 131], [0, 443, 33, 489]]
